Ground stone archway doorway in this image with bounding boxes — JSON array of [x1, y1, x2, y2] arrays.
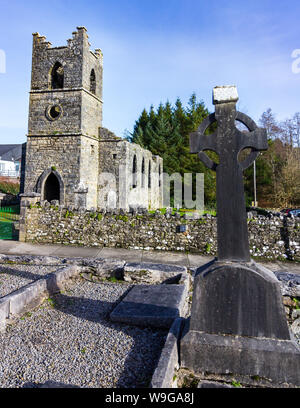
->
[[44, 172, 60, 202]]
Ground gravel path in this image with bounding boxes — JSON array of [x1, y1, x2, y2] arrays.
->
[[0, 277, 167, 388], [0, 263, 60, 298]]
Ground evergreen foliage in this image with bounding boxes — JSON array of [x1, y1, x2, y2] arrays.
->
[[127, 94, 217, 204], [127, 98, 300, 209]]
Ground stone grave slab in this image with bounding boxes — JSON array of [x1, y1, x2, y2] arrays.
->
[[110, 284, 187, 329]]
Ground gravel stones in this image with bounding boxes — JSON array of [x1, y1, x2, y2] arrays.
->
[[0, 263, 59, 298], [0, 278, 167, 388]]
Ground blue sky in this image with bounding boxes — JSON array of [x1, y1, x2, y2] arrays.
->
[[0, 0, 299, 144]]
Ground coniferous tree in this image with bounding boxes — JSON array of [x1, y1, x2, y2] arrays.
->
[[127, 94, 216, 206]]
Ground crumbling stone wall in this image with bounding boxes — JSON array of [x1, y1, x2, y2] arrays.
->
[[23, 205, 300, 261], [98, 128, 163, 211]]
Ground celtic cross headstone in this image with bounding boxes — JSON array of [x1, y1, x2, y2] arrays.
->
[[180, 86, 300, 386], [190, 85, 268, 262]]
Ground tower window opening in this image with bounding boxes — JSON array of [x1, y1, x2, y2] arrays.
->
[[48, 105, 62, 120], [159, 164, 161, 187], [148, 161, 151, 189], [51, 62, 64, 89], [132, 155, 137, 188], [90, 69, 96, 94], [141, 157, 145, 188]]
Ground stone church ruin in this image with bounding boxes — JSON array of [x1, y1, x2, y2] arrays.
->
[[21, 27, 163, 211]]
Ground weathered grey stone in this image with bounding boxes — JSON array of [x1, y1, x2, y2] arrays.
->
[[150, 317, 183, 388], [190, 87, 268, 262], [0, 300, 10, 331], [47, 265, 79, 292], [0, 254, 61, 265], [124, 262, 187, 284], [182, 260, 300, 383], [274, 271, 300, 297], [197, 381, 233, 388], [181, 86, 300, 387], [181, 324, 300, 386], [80, 258, 125, 279], [292, 309, 300, 320], [291, 318, 300, 336], [8, 279, 48, 316], [0, 265, 79, 320], [110, 284, 187, 329], [212, 85, 239, 105], [21, 27, 163, 217], [22, 205, 299, 261], [190, 260, 290, 339]]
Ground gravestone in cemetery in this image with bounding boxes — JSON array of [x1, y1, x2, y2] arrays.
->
[[180, 85, 300, 386]]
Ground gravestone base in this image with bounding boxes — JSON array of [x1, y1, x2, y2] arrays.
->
[[180, 325, 300, 386], [180, 260, 300, 386]]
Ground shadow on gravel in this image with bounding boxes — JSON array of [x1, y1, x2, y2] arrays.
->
[[23, 380, 80, 388], [42, 279, 168, 388], [0, 264, 54, 283]]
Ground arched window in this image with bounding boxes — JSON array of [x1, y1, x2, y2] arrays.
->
[[44, 172, 60, 202], [141, 157, 145, 188], [132, 155, 137, 188], [148, 161, 151, 189], [50, 62, 64, 89], [159, 164, 161, 187], [90, 69, 96, 94]]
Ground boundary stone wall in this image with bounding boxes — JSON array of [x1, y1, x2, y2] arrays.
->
[[22, 205, 300, 261]]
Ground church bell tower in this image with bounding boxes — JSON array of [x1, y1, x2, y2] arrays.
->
[[23, 27, 103, 209]]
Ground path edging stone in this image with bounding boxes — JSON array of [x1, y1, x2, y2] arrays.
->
[[0, 265, 79, 331]]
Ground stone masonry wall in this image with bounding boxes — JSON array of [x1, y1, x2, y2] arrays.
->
[[98, 128, 163, 211], [23, 205, 300, 261], [23, 135, 81, 207]]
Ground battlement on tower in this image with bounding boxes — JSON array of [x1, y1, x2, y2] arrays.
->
[[32, 27, 102, 58], [30, 27, 103, 102]]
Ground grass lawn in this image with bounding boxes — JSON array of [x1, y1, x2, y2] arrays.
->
[[148, 208, 216, 216]]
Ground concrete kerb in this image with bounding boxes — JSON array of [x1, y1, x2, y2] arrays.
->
[[0, 264, 79, 331], [150, 317, 184, 388]]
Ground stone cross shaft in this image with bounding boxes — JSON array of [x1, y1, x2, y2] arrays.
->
[[190, 86, 268, 262]]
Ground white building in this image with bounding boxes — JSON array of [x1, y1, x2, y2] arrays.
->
[[0, 145, 23, 178], [0, 159, 20, 177]]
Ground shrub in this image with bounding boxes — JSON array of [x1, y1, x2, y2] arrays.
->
[[0, 181, 20, 196]]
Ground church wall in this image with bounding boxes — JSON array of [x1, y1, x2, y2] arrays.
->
[[23, 135, 81, 207], [98, 132, 128, 210], [81, 90, 102, 138], [28, 91, 82, 136], [79, 135, 99, 209]]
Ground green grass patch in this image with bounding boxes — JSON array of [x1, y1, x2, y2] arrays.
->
[[46, 297, 56, 308], [116, 215, 129, 222], [231, 380, 242, 388]]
